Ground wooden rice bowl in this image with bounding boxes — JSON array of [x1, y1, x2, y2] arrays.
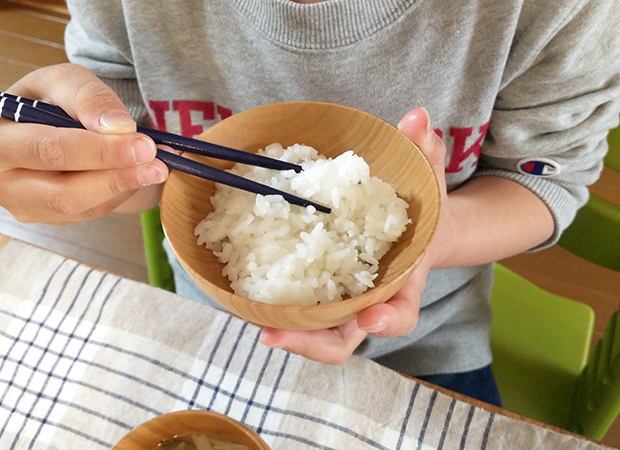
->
[[161, 101, 440, 330]]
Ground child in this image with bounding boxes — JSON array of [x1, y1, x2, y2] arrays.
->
[[1, 0, 619, 406]]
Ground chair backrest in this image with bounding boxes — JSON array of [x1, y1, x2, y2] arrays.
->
[[557, 120, 620, 271], [490, 264, 595, 429], [558, 193, 620, 272], [605, 119, 620, 173], [141, 205, 176, 292], [569, 309, 620, 440]]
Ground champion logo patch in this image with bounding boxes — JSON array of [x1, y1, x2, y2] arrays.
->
[[517, 158, 561, 177]]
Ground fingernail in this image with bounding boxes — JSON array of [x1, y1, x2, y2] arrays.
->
[[397, 107, 432, 136], [138, 165, 166, 186], [100, 110, 136, 133], [420, 107, 432, 135], [131, 137, 156, 163], [264, 342, 284, 349], [360, 321, 385, 334], [259, 333, 284, 349]]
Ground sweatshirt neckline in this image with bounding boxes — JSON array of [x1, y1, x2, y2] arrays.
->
[[230, 0, 415, 49]]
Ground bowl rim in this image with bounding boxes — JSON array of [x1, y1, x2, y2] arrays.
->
[[112, 410, 271, 450]]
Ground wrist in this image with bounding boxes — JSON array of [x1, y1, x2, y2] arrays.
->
[[427, 176, 555, 270]]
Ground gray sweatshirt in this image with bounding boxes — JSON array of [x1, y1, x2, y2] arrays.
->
[[64, 0, 620, 376]]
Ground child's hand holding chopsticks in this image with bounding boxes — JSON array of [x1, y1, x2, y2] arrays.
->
[[0, 63, 168, 225]]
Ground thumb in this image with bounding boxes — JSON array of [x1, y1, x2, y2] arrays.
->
[[15, 63, 136, 135], [397, 107, 446, 185], [72, 74, 136, 135]]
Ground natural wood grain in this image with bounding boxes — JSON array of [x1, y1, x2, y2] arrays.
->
[[0, 60, 37, 91], [0, 32, 67, 67], [604, 419, 620, 450], [112, 410, 271, 450], [5, 0, 68, 15], [590, 166, 620, 206], [0, 0, 68, 90], [0, 3, 68, 40], [161, 101, 441, 330]]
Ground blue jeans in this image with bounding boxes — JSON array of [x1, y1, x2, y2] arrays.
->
[[417, 365, 502, 407]]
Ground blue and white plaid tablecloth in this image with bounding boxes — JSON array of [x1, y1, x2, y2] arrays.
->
[[0, 240, 611, 449]]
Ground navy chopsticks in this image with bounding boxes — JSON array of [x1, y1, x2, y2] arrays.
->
[[0, 93, 331, 213], [0, 92, 301, 172]]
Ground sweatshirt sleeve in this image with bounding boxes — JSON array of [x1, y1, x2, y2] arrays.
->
[[475, 0, 620, 249], [63, 0, 149, 126]]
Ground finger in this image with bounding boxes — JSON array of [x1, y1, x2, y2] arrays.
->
[[9, 63, 136, 134], [0, 162, 168, 223], [397, 108, 447, 192], [0, 122, 158, 171], [259, 321, 367, 365], [356, 269, 426, 338], [52, 191, 137, 226]]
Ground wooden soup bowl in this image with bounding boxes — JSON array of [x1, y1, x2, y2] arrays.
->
[[112, 410, 271, 450]]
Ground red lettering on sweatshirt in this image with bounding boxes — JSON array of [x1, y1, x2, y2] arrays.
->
[[445, 122, 489, 173], [147, 99, 232, 137], [148, 100, 170, 131], [217, 105, 232, 120], [173, 100, 215, 138]]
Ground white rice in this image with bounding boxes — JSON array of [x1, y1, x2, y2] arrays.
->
[[194, 143, 411, 306]]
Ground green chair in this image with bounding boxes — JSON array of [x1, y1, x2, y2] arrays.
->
[[559, 122, 620, 439], [558, 121, 620, 271], [558, 193, 620, 272], [605, 119, 620, 173], [140, 205, 175, 292], [490, 264, 595, 430], [491, 264, 620, 440], [492, 123, 620, 439], [569, 309, 620, 440]]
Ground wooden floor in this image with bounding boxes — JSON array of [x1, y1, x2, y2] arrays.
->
[[0, 0, 619, 446]]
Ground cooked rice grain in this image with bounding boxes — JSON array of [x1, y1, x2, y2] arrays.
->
[[194, 143, 410, 306]]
